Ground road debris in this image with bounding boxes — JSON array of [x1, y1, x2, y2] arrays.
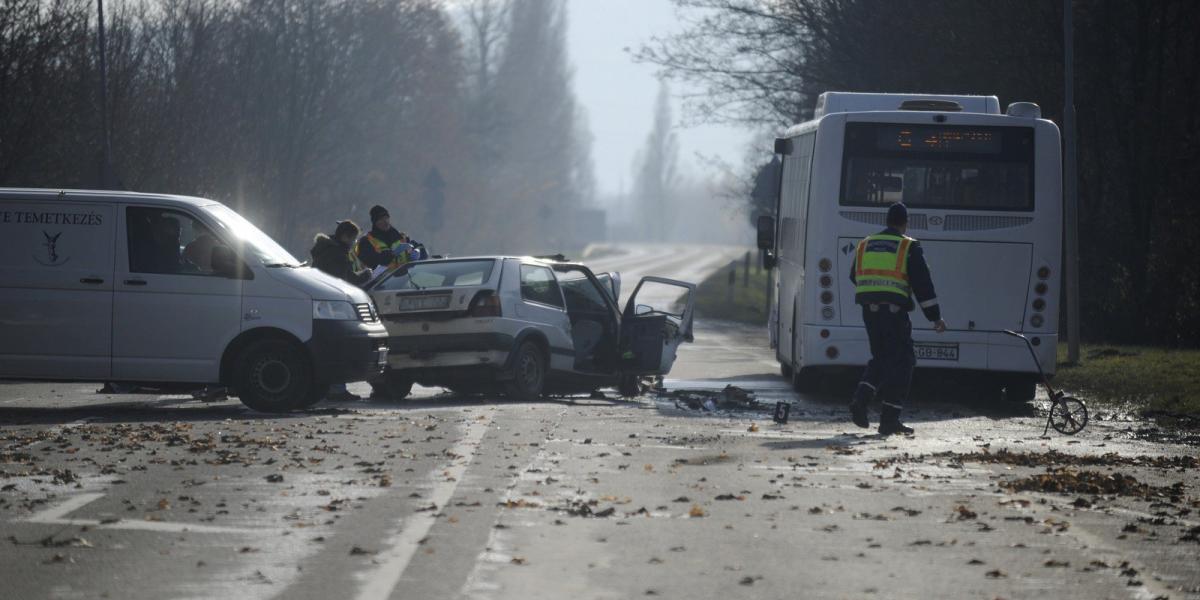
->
[[1000, 469, 1186, 500], [663, 386, 760, 412]]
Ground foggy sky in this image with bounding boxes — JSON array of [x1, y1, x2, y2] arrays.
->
[[566, 0, 754, 199]]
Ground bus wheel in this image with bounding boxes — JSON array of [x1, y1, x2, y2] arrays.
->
[[792, 367, 822, 394], [780, 362, 794, 380], [1003, 377, 1037, 403]]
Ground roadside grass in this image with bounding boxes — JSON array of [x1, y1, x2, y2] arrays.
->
[[1055, 344, 1200, 417], [694, 260, 770, 325]]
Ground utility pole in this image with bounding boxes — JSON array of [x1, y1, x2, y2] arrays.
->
[[97, 0, 114, 189], [1063, 0, 1081, 363]]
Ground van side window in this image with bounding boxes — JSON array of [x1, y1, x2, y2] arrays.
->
[[126, 207, 220, 275], [519, 265, 564, 308]]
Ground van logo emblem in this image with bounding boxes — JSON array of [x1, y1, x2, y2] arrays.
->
[[33, 231, 70, 266], [929, 216, 944, 226], [841, 243, 855, 256]]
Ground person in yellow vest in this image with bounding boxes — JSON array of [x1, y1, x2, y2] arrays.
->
[[848, 203, 947, 435], [355, 205, 410, 271]]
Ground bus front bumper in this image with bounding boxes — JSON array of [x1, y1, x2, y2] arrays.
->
[[801, 325, 1057, 375]]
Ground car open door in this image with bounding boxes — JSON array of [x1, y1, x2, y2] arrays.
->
[[594, 272, 621, 304], [618, 276, 696, 375]]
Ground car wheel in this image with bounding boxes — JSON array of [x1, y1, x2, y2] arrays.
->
[[234, 339, 313, 412], [371, 370, 414, 401], [504, 341, 546, 401], [617, 375, 642, 398], [298, 382, 327, 408], [792, 367, 822, 394]]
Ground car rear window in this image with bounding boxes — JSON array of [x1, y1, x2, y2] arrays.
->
[[374, 260, 495, 291]]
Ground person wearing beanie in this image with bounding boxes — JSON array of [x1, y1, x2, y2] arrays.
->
[[847, 202, 947, 436], [355, 204, 407, 270], [311, 219, 373, 402]]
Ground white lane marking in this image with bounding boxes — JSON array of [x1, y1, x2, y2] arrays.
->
[[22, 492, 266, 535], [355, 411, 493, 600], [25, 492, 106, 522]]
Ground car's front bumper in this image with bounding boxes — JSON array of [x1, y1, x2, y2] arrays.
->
[[307, 319, 389, 384]]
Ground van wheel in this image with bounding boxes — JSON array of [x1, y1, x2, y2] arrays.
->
[[504, 342, 546, 401], [617, 375, 642, 398], [792, 367, 822, 394], [234, 339, 313, 412], [371, 371, 414, 401]]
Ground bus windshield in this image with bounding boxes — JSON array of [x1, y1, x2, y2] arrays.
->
[[840, 123, 1035, 211]]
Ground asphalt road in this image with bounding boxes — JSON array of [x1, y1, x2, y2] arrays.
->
[[2, 244, 1197, 600]]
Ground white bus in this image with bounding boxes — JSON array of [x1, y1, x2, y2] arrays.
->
[[757, 92, 1062, 402]]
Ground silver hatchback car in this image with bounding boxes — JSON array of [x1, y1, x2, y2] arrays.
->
[[365, 256, 695, 400]]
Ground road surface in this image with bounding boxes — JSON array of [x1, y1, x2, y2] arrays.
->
[[1, 244, 1197, 600]]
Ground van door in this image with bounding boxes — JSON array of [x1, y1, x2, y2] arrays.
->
[[618, 277, 696, 374], [111, 205, 243, 383], [0, 199, 115, 379]]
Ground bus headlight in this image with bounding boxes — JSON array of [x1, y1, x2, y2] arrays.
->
[[819, 274, 833, 288], [1032, 298, 1046, 312], [1037, 266, 1051, 280], [821, 307, 835, 320], [1035, 282, 1048, 295], [820, 291, 834, 305], [818, 258, 832, 273], [1030, 314, 1045, 328]]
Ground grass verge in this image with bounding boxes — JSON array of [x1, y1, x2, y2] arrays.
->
[[694, 260, 770, 325], [1055, 344, 1200, 417]]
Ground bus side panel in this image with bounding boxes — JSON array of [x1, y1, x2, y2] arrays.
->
[[776, 131, 816, 370]]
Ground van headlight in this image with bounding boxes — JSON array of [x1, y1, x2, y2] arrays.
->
[[313, 300, 357, 320]]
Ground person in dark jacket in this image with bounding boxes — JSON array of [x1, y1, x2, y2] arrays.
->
[[311, 220, 372, 286], [355, 205, 407, 270], [311, 220, 371, 402], [847, 203, 947, 435]]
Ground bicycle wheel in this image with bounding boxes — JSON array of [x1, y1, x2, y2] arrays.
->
[[1049, 396, 1088, 435]]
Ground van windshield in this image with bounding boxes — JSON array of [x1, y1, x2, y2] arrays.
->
[[202, 203, 300, 266]]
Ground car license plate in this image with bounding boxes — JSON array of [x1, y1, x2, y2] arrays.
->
[[398, 295, 450, 311], [915, 342, 959, 361]]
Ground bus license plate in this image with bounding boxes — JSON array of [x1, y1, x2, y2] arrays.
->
[[398, 295, 450, 311], [915, 342, 959, 361]]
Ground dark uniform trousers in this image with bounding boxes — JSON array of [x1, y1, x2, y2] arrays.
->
[[857, 303, 916, 409]]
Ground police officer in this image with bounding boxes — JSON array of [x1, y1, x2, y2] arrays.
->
[[355, 205, 409, 270], [848, 203, 947, 435]]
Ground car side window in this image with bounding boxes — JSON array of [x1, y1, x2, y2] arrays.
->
[[519, 264, 564, 308], [558, 268, 609, 313], [126, 206, 220, 275]]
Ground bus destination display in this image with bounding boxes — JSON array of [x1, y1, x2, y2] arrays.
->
[[876, 125, 1002, 154]]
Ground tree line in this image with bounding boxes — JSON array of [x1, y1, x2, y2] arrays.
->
[[640, 0, 1200, 347], [0, 0, 592, 256]]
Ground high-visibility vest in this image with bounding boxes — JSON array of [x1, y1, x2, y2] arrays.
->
[[356, 232, 410, 269], [854, 233, 913, 300]]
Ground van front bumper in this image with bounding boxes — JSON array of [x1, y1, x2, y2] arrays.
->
[[307, 319, 389, 384]]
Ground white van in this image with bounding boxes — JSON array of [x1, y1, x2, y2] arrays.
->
[[0, 189, 389, 411]]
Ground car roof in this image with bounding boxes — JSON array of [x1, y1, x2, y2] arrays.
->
[[0, 187, 218, 209]]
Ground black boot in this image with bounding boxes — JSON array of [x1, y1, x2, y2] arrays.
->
[[848, 382, 872, 428], [878, 406, 913, 436]]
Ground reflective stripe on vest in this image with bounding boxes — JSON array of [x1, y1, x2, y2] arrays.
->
[[854, 234, 913, 300]]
